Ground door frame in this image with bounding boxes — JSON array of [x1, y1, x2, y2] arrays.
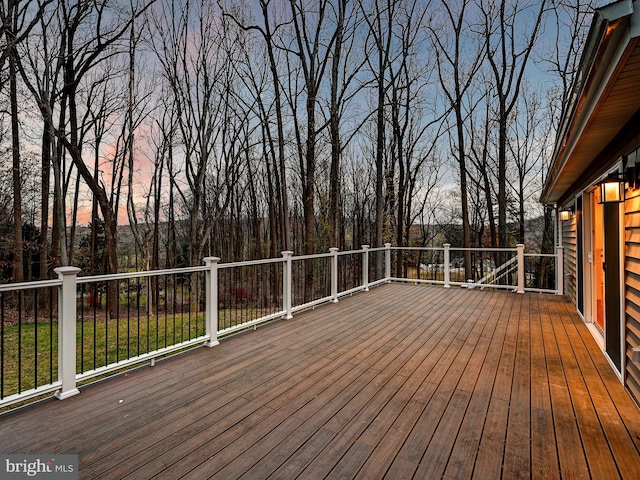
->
[[583, 183, 625, 379], [603, 200, 622, 372]]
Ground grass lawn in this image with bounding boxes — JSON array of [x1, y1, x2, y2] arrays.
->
[[1, 305, 282, 403]]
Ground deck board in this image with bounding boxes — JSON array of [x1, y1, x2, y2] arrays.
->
[[504, 293, 532, 479], [1, 284, 639, 479], [443, 289, 507, 480], [530, 296, 561, 480]]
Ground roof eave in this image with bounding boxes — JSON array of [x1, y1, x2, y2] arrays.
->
[[541, 0, 637, 205]]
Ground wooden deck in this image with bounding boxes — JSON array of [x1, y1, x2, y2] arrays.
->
[[1, 284, 640, 479]]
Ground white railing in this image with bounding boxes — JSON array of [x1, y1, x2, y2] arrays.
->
[[386, 244, 561, 294], [0, 243, 561, 409], [471, 255, 517, 287]]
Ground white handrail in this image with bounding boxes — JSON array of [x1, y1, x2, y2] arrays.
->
[[0, 243, 560, 410]]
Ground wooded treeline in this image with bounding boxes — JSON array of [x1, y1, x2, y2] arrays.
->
[[0, 0, 597, 280]]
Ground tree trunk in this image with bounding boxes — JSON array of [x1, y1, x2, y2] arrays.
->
[[329, 0, 345, 249], [455, 113, 473, 280], [374, 46, 385, 275], [537, 205, 555, 289], [497, 109, 508, 247], [260, 0, 290, 252], [9, 51, 23, 283], [303, 95, 316, 301]]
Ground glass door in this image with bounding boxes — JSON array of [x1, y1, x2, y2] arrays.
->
[[593, 189, 605, 332], [589, 184, 622, 372]]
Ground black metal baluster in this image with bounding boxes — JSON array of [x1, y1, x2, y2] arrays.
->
[[164, 275, 168, 348], [18, 291, 22, 393], [1, 292, 5, 398], [232, 268, 237, 327], [105, 282, 109, 368], [93, 283, 97, 370], [80, 283, 85, 373], [116, 280, 120, 363], [186, 273, 191, 341], [127, 278, 131, 361], [154, 277, 159, 351], [49, 289, 53, 387], [136, 277, 141, 356], [183, 273, 187, 342], [34, 289, 38, 389], [173, 274, 177, 345]]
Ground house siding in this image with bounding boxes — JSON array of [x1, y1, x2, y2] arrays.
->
[[624, 190, 640, 407], [562, 213, 578, 306]]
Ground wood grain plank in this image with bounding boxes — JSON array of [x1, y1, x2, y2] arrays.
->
[[503, 294, 531, 479], [1, 285, 638, 480], [472, 397, 509, 479], [529, 295, 561, 480], [542, 297, 590, 479], [555, 300, 640, 478], [443, 292, 510, 480], [413, 389, 472, 479]]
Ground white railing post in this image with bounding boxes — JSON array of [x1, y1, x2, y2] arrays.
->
[[443, 243, 451, 288], [330, 247, 339, 303], [203, 257, 220, 347], [282, 251, 294, 319], [385, 243, 392, 281], [362, 245, 370, 291], [556, 245, 564, 295], [54, 266, 81, 400], [516, 244, 525, 294]]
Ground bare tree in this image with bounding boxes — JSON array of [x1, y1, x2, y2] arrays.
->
[[19, 4, 61, 278], [220, 0, 292, 252], [479, 0, 547, 247], [15, 3, 68, 273], [546, 0, 597, 131], [221, 2, 283, 258], [466, 83, 497, 248], [150, 0, 241, 265], [123, 5, 155, 270], [326, 0, 367, 248], [361, 0, 394, 250], [53, 0, 153, 316], [386, 0, 440, 276], [237, 53, 281, 257], [0, 0, 53, 281], [283, 0, 336, 256], [429, 0, 484, 277], [507, 85, 546, 244], [343, 145, 375, 248]]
